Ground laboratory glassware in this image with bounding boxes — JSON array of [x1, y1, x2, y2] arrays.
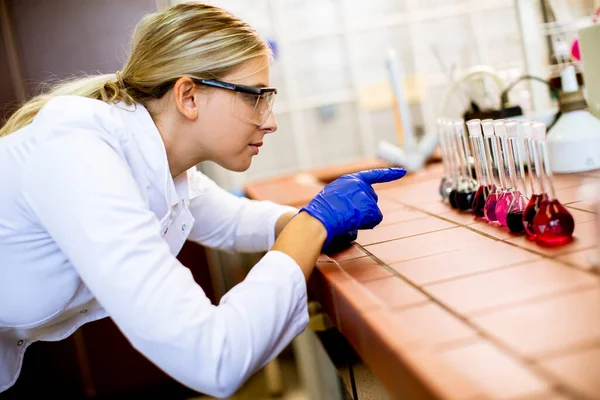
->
[[481, 120, 502, 223], [451, 120, 477, 211], [492, 120, 515, 227], [504, 121, 528, 233], [521, 121, 548, 238], [466, 119, 494, 218], [531, 122, 575, 245]]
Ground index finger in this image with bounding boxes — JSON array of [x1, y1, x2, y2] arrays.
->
[[355, 168, 407, 185]]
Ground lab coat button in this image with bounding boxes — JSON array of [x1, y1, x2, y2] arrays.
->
[[17, 340, 23, 346], [80, 309, 88, 314], [181, 224, 186, 231]]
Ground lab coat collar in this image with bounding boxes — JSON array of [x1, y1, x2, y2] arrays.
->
[[174, 168, 203, 202], [115, 102, 200, 208]]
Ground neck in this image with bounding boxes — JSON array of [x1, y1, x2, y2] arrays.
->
[[163, 135, 194, 178], [145, 99, 205, 178]]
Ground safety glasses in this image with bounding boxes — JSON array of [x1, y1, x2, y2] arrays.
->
[[193, 79, 277, 126]]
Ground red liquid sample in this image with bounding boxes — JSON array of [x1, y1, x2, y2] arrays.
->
[[495, 191, 515, 227], [532, 199, 575, 246], [471, 185, 493, 218], [506, 211, 525, 233], [484, 192, 499, 222], [523, 193, 547, 238]]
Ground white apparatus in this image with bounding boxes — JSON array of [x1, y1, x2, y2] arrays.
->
[[546, 65, 600, 173], [376, 50, 438, 172]]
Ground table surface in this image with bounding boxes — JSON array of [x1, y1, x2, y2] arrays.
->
[[244, 161, 600, 400]]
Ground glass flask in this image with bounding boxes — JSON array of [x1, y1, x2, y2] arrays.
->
[[521, 121, 548, 239], [504, 121, 528, 233], [492, 120, 515, 227], [466, 119, 494, 219], [531, 122, 575, 246], [481, 120, 503, 223], [451, 120, 477, 211]]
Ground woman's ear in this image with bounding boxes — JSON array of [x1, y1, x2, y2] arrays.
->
[[172, 77, 199, 121]]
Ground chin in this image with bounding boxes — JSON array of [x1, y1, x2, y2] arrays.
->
[[217, 157, 252, 172]]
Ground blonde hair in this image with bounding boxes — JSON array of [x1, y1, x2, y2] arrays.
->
[[0, 2, 271, 137]]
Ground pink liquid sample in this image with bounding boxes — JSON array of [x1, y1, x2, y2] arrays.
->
[[533, 199, 575, 246], [472, 185, 494, 218], [495, 191, 515, 227], [483, 192, 499, 222]]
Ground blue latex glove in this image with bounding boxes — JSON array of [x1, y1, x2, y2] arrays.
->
[[300, 168, 407, 249], [322, 229, 358, 253]]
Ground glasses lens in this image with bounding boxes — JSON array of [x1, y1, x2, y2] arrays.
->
[[233, 91, 275, 126]]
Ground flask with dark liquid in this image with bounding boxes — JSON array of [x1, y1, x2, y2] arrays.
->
[[504, 121, 528, 234], [450, 120, 477, 211], [466, 119, 494, 218]]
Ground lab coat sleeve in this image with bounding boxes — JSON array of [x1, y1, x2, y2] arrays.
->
[[22, 132, 308, 398], [187, 170, 298, 253]]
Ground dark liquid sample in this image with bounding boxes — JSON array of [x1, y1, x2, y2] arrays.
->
[[472, 185, 494, 218], [533, 199, 575, 246], [523, 193, 547, 238], [456, 190, 476, 211], [449, 189, 459, 209], [506, 211, 525, 233]]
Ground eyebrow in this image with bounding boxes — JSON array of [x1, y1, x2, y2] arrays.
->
[[249, 83, 268, 88]]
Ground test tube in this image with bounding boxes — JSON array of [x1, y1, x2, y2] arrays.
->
[[531, 122, 575, 245], [466, 119, 494, 219]]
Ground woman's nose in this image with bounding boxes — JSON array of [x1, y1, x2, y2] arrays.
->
[[261, 111, 278, 133]]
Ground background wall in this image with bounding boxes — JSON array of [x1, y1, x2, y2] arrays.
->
[[1, 0, 597, 191], [0, 0, 156, 120], [190, 0, 597, 192], [12, 0, 153, 92]]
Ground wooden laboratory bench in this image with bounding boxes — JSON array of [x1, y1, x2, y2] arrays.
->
[[244, 160, 600, 400]]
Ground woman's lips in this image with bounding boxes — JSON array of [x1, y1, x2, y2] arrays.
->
[[249, 142, 262, 155]]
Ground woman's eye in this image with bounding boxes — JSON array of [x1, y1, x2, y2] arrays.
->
[[241, 93, 257, 105]]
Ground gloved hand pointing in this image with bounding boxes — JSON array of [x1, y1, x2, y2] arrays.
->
[[300, 168, 407, 249]]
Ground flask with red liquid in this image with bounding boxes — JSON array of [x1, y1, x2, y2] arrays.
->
[[521, 121, 548, 238], [466, 119, 494, 219], [530, 122, 575, 245]]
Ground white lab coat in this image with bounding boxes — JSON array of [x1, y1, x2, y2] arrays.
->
[[0, 96, 308, 398]]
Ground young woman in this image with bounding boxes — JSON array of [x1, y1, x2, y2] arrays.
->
[[0, 3, 405, 397]]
